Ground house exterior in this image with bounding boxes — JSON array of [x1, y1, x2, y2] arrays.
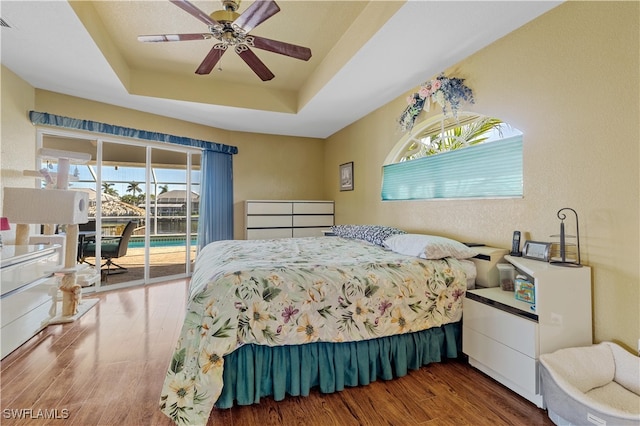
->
[[1, 1, 638, 354]]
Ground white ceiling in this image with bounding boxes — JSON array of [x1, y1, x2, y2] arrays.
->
[[1, 1, 561, 139]]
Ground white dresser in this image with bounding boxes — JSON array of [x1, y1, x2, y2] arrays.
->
[[1, 245, 61, 358], [245, 200, 334, 240], [463, 255, 592, 407]]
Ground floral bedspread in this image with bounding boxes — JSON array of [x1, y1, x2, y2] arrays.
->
[[160, 237, 468, 425]]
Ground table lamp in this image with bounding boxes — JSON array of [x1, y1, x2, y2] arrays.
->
[[0, 217, 10, 247]]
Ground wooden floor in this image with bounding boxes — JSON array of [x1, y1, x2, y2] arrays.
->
[[0, 279, 554, 426]]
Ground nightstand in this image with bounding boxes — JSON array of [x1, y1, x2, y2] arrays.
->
[[462, 255, 592, 407]]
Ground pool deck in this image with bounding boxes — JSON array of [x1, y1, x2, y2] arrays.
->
[[83, 245, 196, 286]]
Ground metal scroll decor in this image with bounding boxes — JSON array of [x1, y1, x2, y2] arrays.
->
[[550, 207, 582, 267]]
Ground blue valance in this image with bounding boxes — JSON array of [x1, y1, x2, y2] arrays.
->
[[29, 111, 238, 155]]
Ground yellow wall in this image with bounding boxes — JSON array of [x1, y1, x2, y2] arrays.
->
[[324, 2, 639, 350], [1, 67, 37, 192], [0, 66, 39, 242]]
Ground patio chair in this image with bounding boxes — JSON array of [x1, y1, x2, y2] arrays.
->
[[77, 220, 97, 263], [82, 221, 136, 275]]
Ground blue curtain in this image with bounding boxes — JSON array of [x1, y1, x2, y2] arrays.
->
[[198, 150, 234, 249], [29, 110, 237, 247]]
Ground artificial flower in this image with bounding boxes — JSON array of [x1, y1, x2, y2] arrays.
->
[[398, 73, 474, 132]]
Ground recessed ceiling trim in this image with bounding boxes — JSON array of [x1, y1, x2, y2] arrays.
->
[[129, 69, 298, 113], [2, 1, 563, 139]]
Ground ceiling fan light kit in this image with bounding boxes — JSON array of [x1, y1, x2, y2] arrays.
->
[[138, 0, 312, 81]]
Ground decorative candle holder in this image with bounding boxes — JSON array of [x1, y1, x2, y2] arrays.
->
[[550, 207, 582, 267]]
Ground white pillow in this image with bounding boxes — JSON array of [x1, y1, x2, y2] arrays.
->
[[383, 234, 478, 259]]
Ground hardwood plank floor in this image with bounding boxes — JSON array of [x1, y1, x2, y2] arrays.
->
[[0, 279, 554, 426]]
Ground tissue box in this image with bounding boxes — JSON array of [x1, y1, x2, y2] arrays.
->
[[470, 246, 509, 287], [515, 276, 535, 304]]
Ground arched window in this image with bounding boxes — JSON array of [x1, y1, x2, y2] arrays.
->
[[382, 113, 523, 200]]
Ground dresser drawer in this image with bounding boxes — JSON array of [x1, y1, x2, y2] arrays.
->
[[463, 297, 538, 358], [246, 228, 293, 240], [246, 202, 292, 215], [293, 202, 334, 215], [1, 297, 53, 359], [293, 215, 334, 227], [293, 227, 327, 238], [247, 215, 292, 228], [1, 276, 58, 326], [1, 249, 60, 296]]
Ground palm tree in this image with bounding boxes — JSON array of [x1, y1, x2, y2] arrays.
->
[[428, 117, 504, 154], [402, 117, 504, 161], [159, 184, 169, 194], [102, 182, 119, 197], [126, 181, 142, 196]]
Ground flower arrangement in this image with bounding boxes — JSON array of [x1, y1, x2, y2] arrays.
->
[[398, 73, 474, 132]]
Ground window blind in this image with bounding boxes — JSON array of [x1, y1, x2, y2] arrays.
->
[[381, 135, 523, 200]]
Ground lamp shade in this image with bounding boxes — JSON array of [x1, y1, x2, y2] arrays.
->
[[0, 217, 9, 231], [3, 188, 88, 224]]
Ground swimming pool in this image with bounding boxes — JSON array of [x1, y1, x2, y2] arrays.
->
[[128, 235, 197, 248]]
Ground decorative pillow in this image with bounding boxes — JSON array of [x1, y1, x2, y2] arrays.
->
[[382, 233, 478, 259], [331, 224, 406, 246]]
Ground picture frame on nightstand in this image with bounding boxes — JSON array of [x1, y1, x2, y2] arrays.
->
[[522, 240, 552, 262]]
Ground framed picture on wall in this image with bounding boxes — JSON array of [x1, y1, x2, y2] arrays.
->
[[339, 162, 354, 191]]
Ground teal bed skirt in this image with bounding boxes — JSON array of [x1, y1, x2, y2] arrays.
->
[[216, 321, 461, 408]]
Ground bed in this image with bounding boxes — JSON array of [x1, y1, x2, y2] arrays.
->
[[159, 230, 476, 425]]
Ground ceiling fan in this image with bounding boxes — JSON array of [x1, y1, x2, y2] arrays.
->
[[138, 0, 312, 81]]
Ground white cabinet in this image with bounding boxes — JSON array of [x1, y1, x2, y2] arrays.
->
[[245, 200, 334, 240], [1, 245, 61, 359], [463, 255, 592, 407]]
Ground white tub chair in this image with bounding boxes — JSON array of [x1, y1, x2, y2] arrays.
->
[[539, 341, 640, 426]]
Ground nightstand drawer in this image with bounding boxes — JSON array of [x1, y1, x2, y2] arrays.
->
[[463, 297, 538, 358], [463, 326, 538, 395]]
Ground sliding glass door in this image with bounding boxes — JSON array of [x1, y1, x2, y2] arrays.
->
[[39, 129, 200, 290], [147, 148, 200, 281]]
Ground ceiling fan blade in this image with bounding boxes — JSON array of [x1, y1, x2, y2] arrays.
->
[[235, 45, 275, 81], [170, 0, 220, 27], [195, 44, 228, 75], [138, 33, 212, 43], [248, 35, 311, 61], [233, 0, 280, 33]]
